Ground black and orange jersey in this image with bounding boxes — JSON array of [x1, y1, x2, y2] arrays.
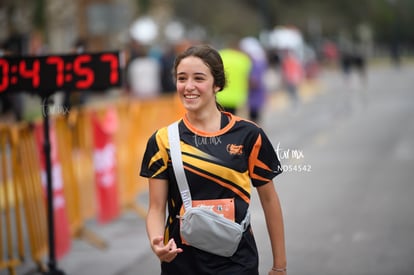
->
[[140, 112, 282, 274]]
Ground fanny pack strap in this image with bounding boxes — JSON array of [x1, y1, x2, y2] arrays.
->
[[168, 121, 250, 228], [168, 121, 192, 211]]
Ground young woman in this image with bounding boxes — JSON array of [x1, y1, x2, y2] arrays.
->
[[140, 44, 287, 275]]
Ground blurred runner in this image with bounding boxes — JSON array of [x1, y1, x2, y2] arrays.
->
[[280, 49, 304, 109], [240, 37, 269, 123], [217, 39, 252, 115]]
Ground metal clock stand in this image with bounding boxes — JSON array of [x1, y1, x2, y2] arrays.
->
[[41, 93, 66, 275]]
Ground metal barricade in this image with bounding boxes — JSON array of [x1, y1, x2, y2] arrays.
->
[[0, 126, 25, 274], [54, 110, 107, 249]]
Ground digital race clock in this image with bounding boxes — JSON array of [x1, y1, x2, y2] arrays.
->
[[0, 51, 122, 94]]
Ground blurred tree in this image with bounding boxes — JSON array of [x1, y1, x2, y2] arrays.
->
[[1, 0, 412, 53], [171, 0, 413, 48], [173, 0, 262, 39], [33, 0, 46, 31], [136, 0, 151, 14]]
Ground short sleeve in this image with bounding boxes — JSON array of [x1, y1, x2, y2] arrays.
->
[[248, 128, 281, 187], [139, 128, 170, 179]]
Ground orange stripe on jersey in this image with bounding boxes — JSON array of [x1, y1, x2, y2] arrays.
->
[[249, 134, 273, 182], [181, 151, 252, 194], [185, 166, 251, 204]]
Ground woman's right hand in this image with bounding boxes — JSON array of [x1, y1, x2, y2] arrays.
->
[[151, 236, 183, 263]]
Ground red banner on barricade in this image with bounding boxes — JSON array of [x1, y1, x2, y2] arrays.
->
[[34, 121, 71, 259], [92, 107, 120, 224]]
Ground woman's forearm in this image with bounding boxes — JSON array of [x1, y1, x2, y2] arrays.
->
[[265, 195, 287, 268], [258, 183, 287, 269], [146, 207, 166, 243], [146, 178, 169, 244]]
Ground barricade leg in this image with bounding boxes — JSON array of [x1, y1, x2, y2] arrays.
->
[[61, 109, 107, 249], [19, 125, 48, 273], [0, 127, 24, 274], [113, 100, 146, 219], [9, 126, 25, 262]]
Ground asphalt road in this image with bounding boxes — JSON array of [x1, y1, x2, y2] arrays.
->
[[256, 63, 414, 275], [11, 62, 414, 275]]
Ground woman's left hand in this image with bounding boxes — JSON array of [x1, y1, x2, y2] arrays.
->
[[151, 236, 183, 263]]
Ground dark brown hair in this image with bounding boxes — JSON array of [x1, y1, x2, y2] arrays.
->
[[173, 44, 226, 91]]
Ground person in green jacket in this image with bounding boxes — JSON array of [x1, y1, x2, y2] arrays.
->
[[217, 41, 252, 115]]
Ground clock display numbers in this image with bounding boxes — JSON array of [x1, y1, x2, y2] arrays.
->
[[0, 51, 122, 94]]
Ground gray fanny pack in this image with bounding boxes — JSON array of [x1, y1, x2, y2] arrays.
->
[[168, 121, 250, 257]]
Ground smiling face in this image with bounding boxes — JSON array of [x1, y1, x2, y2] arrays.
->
[[176, 56, 220, 113], [173, 45, 226, 116]]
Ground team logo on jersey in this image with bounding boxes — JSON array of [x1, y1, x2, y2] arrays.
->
[[226, 144, 243, 155]]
